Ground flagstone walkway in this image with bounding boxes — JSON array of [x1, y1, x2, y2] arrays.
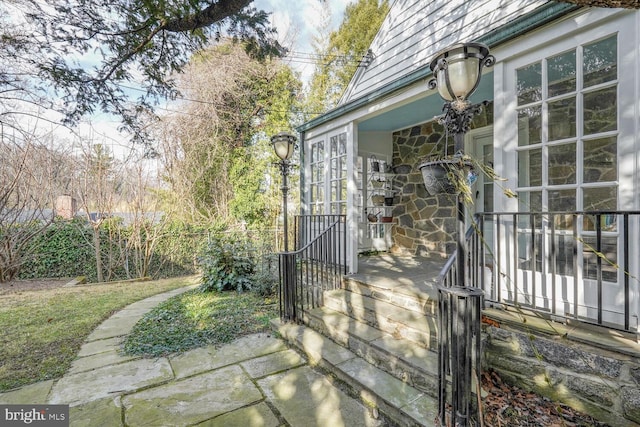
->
[[0, 286, 384, 426]]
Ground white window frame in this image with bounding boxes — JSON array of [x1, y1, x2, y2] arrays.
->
[[494, 9, 638, 329]]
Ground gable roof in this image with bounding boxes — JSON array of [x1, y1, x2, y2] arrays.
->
[[297, 0, 580, 133]]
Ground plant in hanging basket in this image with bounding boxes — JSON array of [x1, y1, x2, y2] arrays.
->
[[418, 154, 475, 198]]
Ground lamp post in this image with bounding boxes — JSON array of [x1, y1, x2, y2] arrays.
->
[[428, 42, 495, 287], [427, 42, 494, 427], [271, 132, 297, 252]]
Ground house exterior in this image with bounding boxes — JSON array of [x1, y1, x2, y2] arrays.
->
[[295, 1, 640, 336]]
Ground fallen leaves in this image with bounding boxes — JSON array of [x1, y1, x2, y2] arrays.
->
[[481, 370, 610, 427]]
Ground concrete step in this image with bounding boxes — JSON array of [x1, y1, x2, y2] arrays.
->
[[323, 289, 439, 350], [272, 319, 438, 427], [304, 306, 439, 397]]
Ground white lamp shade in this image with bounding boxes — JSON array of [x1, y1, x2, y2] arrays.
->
[[437, 53, 479, 101], [271, 132, 297, 161], [430, 43, 491, 102]]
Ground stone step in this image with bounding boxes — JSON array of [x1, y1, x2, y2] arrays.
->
[[272, 319, 438, 427], [342, 275, 438, 316], [304, 306, 439, 397], [323, 288, 439, 350]]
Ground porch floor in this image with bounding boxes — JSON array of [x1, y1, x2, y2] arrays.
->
[[350, 253, 447, 299]]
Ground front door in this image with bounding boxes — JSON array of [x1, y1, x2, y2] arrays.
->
[[467, 127, 494, 220], [358, 154, 392, 252]]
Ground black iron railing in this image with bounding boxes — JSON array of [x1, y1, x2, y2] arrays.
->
[[436, 221, 484, 426], [441, 210, 639, 333], [436, 210, 639, 425], [278, 214, 347, 322]]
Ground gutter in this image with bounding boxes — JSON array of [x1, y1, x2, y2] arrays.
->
[[296, 2, 581, 134]]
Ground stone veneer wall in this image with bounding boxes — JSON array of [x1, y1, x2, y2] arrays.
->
[[483, 320, 640, 426], [390, 103, 493, 256]]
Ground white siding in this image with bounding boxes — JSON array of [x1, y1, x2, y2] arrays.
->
[[341, 0, 548, 104]]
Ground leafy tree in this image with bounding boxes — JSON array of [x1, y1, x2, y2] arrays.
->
[[305, 0, 389, 116], [0, 0, 285, 143], [157, 41, 300, 228]]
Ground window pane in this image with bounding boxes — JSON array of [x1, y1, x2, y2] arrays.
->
[[518, 231, 543, 273], [583, 86, 616, 135], [339, 133, 347, 155], [549, 189, 575, 211], [548, 143, 576, 185], [518, 148, 542, 187], [315, 164, 323, 182], [548, 50, 576, 97], [583, 236, 617, 282], [548, 97, 576, 141], [584, 211, 618, 233], [517, 106, 542, 146], [517, 191, 542, 228], [518, 191, 542, 212], [584, 137, 617, 182], [583, 187, 617, 231], [549, 189, 575, 230], [330, 137, 337, 156], [584, 36, 617, 88], [554, 234, 575, 276], [517, 62, 542, 105], [483, 183, 493, 212]]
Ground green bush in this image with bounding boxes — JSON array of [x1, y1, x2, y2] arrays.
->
[[198, 235, 257, 293], [19, 219, 96, 280], [249, 268, 279, 297], [17, 217, 279, 286], [150, 221, 210, 279]]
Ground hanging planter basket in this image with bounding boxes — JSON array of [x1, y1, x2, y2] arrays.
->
[[418, 158, 474, 196]]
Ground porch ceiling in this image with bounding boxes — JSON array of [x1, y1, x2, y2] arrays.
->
[[358, 73, 494, 132]]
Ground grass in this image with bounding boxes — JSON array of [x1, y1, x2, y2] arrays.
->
[[122, 290, 278, 357], [0, 276, 197, 392]]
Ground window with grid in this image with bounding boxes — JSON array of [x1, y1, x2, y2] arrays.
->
[[516, 34, 618, 280], [329, 133, 347, 214], [309, 140, 324, 215]]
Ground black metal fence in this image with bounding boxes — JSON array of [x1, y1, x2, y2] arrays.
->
[[436, 210, 639, 425], [443, 210, 639, 333], [278, 215, 347, 322]]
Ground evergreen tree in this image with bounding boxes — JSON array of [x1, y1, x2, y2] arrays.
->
[[305, 0, 389, 117]]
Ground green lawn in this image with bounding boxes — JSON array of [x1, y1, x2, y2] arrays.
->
[[0, 276, 197, 391], [122, 290, 278, 357]]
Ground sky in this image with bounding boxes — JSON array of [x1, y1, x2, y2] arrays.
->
[[255, 0, 354, 84]]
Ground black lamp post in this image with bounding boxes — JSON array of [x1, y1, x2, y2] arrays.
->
[[427, 42, 494, 427], [428, 42, 495, 287], [271, 132, 297, 251]]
